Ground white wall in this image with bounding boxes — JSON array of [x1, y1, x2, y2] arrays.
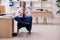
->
[[1, 0, 9, 13], [1, 0, 60, 17], [52, 0, 59, 17]]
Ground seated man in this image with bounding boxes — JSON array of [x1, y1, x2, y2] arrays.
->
[[14, 1, 32, 34]]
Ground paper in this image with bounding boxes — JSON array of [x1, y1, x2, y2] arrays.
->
[[0, 15, 12, 19]]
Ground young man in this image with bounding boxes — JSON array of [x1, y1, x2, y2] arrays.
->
[[14, 1, 32, 34]]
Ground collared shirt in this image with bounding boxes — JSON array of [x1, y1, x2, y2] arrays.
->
[[15, 7, 31, 17]]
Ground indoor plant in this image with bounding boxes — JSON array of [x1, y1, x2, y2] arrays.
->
[[56, 0, 60, 14]]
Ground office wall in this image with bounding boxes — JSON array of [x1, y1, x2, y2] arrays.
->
[[1, 0, 9, 13], [52, 0, 59, 17], [1, 0, 60, 17]]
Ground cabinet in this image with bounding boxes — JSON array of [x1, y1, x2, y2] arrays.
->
[[0, 18, 13, 38]]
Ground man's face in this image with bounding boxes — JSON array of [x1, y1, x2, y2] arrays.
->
[[22, 2, 26, 8]]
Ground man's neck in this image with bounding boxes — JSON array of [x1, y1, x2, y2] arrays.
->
[[22, 7, 26, 10]]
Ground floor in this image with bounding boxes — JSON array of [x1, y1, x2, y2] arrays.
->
[[0, 24, 60, 40]]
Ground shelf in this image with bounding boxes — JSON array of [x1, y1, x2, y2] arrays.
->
[[9, 1, 19, 2], [41, 7, 52, 9], [9, 0, 29, 2], [42, 4, 52, 7], [32, 6, 41, 8], [31, 0, 41, 2], [10, 0, 19, 1], [31, 7, 41, 9], [9, 0, 30, 2], [41, 0, 52, 2], [21, 0, 30, 1], [41, 1, 52, 3], [32, 2, 41, 3], [31, 0, 40, 2], [9, 5, 20, 8]]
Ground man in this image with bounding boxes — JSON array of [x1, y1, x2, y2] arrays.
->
[[14, 1, 32, 34]]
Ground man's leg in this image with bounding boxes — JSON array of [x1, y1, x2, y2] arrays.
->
[[14, 16, 23, 23], [14, 16, 26, 25], [14, 17, 23, 33], [25, 16, 32, 27], [25, 16, 32, 34]]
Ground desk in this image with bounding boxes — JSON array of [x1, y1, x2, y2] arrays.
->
[[0, 18, 13, 38], [31, 12, 53, 18], [31, 12, 53, 24]]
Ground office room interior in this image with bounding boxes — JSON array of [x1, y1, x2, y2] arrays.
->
[[0, 0, 60, 40]]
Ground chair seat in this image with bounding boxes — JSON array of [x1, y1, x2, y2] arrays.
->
[[18, 22, 30, 27]]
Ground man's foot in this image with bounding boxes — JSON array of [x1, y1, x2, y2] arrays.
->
[[29, 31, 31, 34], [12, 33, 18, 37], [27, 31, 31, 35], [12, 29, 19, 37]]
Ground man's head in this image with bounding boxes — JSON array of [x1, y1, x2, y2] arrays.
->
[[22, 1, 26, 9]]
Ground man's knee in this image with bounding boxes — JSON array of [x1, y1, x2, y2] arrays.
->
[[27, 16, 32, 21], [14, 17, 22, 22], [29, 16, 32, 19], [14, 17, 19, 20]]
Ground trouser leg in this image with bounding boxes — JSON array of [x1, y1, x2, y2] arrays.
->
[[14, 17, 23, 33], [24, 16, 32, 32], [14, 16, 24, 23], [14, 16, 32, 34]]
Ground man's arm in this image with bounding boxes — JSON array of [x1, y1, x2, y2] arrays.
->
[[15, 9, 20, 17], [26, 8, 31, 16]]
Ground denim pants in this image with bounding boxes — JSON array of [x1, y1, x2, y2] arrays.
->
[[14, 16, 32, 31]]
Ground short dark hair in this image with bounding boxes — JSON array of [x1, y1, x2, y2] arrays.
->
[[22, 1, 26, 5]]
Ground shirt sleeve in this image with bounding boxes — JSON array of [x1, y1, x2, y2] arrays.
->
[[26, 8, 31, 16], [15, 9, 20, 16]]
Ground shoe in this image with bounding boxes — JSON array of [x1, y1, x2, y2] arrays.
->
[[29, 31, 31, 34], [12, 33, 18, 37], [27, 31, 31, 35]]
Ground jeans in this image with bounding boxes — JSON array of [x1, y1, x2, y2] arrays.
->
[[14, 16, 32, 31]]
